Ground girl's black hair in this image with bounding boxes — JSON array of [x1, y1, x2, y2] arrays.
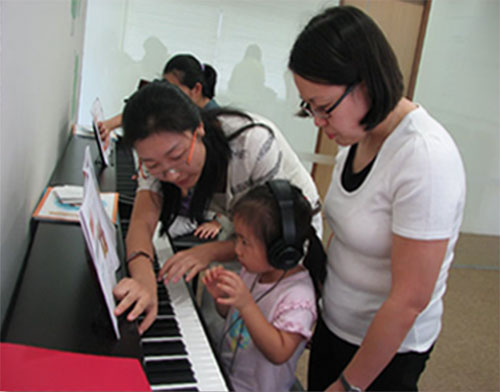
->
[[122, 81, 255, 232], [231, 183, 326, 297], [163, 54, 217, 99], [288, 6, 403, 130]]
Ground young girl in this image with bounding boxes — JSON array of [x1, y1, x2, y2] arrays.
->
[[202, 180, 325, 392]]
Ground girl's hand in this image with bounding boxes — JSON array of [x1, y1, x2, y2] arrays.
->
[[194, 220, 222, 239], [214, 269, 253, 312], [201, 265, 226, 299]]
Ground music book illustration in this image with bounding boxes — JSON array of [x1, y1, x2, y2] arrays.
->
[[91, 97, 111, 166], [79, 146, 120, 339]]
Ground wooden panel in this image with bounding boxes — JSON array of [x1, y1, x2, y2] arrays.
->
[[344, 0, 426, 96]]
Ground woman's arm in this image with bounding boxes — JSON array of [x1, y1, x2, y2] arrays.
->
[[113, 190, 162, 334], [158, 239, 237, 284], [98, 113, 123, 141], [327, 234, 448, 391]]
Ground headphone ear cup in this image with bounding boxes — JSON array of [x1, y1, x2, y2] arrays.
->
[[267, 240, 303, 270]]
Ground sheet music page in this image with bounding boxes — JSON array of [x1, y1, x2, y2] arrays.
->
[[90, 97, 110, 166], [79, 146, 120, 339]]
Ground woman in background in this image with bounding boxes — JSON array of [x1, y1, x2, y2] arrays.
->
[[288, 6, 466, 391], [98, 53, 218, 139]]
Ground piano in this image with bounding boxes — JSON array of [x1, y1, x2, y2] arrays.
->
[[1, 134, 230, 391]]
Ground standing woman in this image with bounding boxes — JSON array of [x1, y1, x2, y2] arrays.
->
[[289, 6, 465, 392]]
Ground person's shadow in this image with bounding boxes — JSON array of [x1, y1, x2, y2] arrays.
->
[[227, 44, 277, 117]]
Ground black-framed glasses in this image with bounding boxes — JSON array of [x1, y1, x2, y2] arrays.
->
[[298, 83, 355, 119]]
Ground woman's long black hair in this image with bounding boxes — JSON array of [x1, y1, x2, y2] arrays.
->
[[122, 81, 254, 233]]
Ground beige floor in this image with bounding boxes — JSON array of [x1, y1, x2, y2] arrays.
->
[[295, 233, 500, 391]]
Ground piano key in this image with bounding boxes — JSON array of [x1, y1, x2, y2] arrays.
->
[[145, 358, 193, 374], [142, 318, 181, 338], [145, 359, 196, 384], [142, 340, 187, 356]]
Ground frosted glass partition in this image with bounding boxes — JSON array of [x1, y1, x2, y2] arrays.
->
[[79, 0, 340, 171], [414, 0, 499, 235]]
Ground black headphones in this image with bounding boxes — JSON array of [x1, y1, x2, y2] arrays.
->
[[266, 179, 304, 270]]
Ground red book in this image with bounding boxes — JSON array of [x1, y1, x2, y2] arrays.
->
[[0, 343, 151, 391]]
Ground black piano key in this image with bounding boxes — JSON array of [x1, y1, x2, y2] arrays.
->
[[142, 318, 181, 338], [145, 358, 193, 374], [145, 359, 196, 384], [158, 285, 169, 299], [147, 369, 196, 385], [142, 340, 187, 356], [158, 301, 174, 315]]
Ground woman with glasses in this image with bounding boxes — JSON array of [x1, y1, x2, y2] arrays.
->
[[289, 6, 465, 391], [113, 81, 322, 335]]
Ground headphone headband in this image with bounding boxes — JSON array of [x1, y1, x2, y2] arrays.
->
[[265, 179, 303, 270], [267, 179, 296, 246]]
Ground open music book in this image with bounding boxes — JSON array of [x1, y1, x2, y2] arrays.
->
[[79, 146, 121, 339]]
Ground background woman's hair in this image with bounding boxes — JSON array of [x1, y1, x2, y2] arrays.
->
[[231, 183, 326, 295], [163, 53, 217, 99], [122, 80, 200, 146], [288, 6, 403, 130]]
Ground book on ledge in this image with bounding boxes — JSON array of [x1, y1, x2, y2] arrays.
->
[[32, 185, 118, 224]]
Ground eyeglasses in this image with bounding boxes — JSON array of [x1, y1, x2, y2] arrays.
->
[[298, 83, 355, 119], [138, 129, 198, 179]]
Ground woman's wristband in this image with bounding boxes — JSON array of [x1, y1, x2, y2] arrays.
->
[[126, 250, 155, 266]]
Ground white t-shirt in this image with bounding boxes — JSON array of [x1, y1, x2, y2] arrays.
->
[[220, 267, 317, 392], [137, 112, 323, 238], [322, 106, 466, 352]]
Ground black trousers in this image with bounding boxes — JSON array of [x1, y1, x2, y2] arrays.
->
[[308, 316, 434, 391]]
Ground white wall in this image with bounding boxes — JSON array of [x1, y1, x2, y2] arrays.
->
[[414, 0, 500, 235], [0, 0, 87, 323]]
